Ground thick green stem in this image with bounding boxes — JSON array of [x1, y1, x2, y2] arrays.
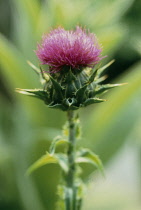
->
[[65, 110, 77, 210]]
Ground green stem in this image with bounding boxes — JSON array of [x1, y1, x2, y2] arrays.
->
[[65, 110, 77, 210]]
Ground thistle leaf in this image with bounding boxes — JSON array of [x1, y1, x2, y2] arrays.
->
[[50, 76, 63, 99], [76, 148, 104, 176], [84, 98, 106, 106], [88, 68, 98, 83], [16, 88, 49, 101], [26, 152, 68, 175], [66, 69, 76, 82], [76, 84, 88, 103], [26, 153, 58, 175], [48, 103, 65, 110], [55, 140, 69, 148], [55, 154, 68, 173], [49, 137, 69, 154], [95, 60, 115, 79], [95, 83, 127, 95], [95, 75, 108, 84]]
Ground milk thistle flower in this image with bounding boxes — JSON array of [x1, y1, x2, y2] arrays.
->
[[16, 26, 124, 210], [18, 27, 119, 111], [36, 26, 103, 73]]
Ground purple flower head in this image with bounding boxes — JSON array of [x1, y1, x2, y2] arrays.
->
[[36, 26, 104, 73]]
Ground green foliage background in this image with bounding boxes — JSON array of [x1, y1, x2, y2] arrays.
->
[[0, 0, 141, 209]]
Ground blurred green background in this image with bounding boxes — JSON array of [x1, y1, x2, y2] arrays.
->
[[0, 0, 141, 209]]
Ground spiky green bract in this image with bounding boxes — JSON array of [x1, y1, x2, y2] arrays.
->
[[16, 60, 124, 111]]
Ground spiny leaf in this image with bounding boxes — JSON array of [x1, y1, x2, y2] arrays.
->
[[50, 76, 63, 99], [95, 60, 115, 79], [76, 84, 88, 103], [95, 83, 127, 95], [66, 69, 77, 83], [95, 75, 108, 84], [88, 68, 98, 83], [76, 148, 104, 176], [16, 88, 49, 101], [84, 98, 106, 106]]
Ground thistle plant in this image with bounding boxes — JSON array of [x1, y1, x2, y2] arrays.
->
[[16, 26, 123, 210]]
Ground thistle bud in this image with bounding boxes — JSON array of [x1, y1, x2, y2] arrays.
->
[[42, 67, 104, 111]]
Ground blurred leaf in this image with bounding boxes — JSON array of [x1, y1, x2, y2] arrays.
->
[[55, 154, 68, 173], [0, 34, 65, 127], [99, 25, 126, 55], [88, 0, 134, 27], [27, 152, 68, 175], [27, 60, 40, 74], [82, 61, 141, 165], [0, 33, 38, 88], [132, 37, 141, 56], [27, 152, 58, 175], [49, 137, 69, 154], [13, 0, 40, 30], [11, 0, 41, 61], [76, 148, 104, 176], [0, 34, 45, 124]]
